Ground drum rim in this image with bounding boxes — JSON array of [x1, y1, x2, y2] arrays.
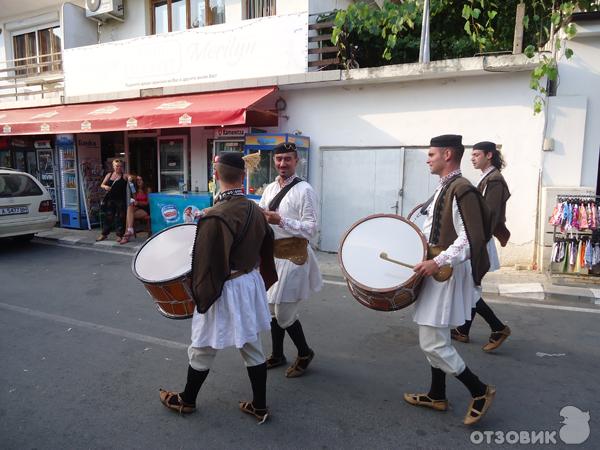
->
[[337, 213, 427, 293], [131, 223, 197, 285]]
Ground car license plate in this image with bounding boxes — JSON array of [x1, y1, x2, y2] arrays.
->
[[0, 206, 29, 216]]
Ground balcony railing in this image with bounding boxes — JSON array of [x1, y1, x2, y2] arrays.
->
[[0, 52, 64, 103], [308, 14, 340, 71]]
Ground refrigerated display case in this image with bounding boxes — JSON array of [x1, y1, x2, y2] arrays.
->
[[35, 140, 58, 213], [244, 133, 310, 199], [158, 136, 188, 193], [57, 134, 84, 228]]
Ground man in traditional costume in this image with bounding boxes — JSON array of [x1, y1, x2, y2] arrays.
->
[[452, 141, 512, 351], [404, 135, 496, 426], [259, 142, 323, 378], [159, 152, 277, 423]]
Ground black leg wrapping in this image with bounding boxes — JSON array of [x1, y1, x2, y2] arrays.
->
[[180, 365, 209, 405], [456, 367, 486, 398], [428, 367, 447, 400], [285, 320, 311, 357], [270, 318, 286, 358], [475, 299, 505, 332], [457, 307, 477, 335], [246, 362, 267, 410]]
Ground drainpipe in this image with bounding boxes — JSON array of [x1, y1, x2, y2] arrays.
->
[[419, 0, 430, 64]]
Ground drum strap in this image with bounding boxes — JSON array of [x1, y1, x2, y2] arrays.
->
[[268, 177, 302, 211]]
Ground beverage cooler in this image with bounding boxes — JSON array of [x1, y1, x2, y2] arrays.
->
[[35, 140, 58, 214], [56, 134, 83, 228], [243, 133, 310, 200]]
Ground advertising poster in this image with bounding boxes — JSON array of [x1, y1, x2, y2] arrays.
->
[[77, 134, 103, 227], [149, 193, 212, 233]]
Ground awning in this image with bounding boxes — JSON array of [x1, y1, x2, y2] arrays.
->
[[0, 87, 277, 135]]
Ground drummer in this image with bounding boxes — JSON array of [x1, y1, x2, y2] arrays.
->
[[405, 134, 496, 426], [159, 152, 278, 423]]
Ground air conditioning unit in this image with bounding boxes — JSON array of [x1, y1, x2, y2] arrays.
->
[[85, 0, 124, 21]]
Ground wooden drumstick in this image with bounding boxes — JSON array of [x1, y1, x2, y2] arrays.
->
[[379, 252, 414, 269]]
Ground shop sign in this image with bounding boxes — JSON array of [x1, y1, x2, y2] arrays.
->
[[34, 140, 52, 149], [178, 113, 192, 125], [40, 123, 50, 133], [215, 127, 248, 138], [81, 120, 92, 131], [126, 118, 138, 128], [11, 138, 27, 147], [2, 125, 11, 134], [62, 13, 308, 98]]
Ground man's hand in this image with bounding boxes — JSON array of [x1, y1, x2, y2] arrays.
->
[[263, 210, 282, 225], [413, 259, 441, 277]]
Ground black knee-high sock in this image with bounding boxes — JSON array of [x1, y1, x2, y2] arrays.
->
[[428, 367, 447, 400], [285, 320, 311, 357], [246, 362, 267, 410], [456, 367, 486, 398], [475, 299, 505, 332], [270, 318, 286, 358], [457, 307, 477, 335], [180, 365, 209, 404]]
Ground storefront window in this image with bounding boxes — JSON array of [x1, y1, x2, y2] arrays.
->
[[244, 0, 276, 20], [172, 0, 187, 32], [154, 1, 169, 34]]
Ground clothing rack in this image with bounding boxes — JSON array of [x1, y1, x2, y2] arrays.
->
[[549, 193, 600, 277]]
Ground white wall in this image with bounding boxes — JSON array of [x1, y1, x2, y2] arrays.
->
[[98, 0, 147, 44], [309, 0, 352, 15], [557, 33, 600, 188], [279, 72, 545, 265]]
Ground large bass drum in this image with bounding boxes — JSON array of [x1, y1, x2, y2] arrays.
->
[[338, 214, 427, 311], [132, 223, 197, 319]]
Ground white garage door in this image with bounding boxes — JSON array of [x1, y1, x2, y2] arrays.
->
[[319, 147, 405, 252]]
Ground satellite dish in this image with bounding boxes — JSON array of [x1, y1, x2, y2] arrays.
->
[[86, 0, 102, 12]]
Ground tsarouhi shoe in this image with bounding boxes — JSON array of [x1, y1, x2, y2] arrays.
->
[[403, 393, 449, 411], [482, 326, 511, 352], [159, 388, 196, 414], [451, 328, 470, 343], [239, 401, 270, 424], [463, 385, 496, 425], [285, 349, 315, 378]]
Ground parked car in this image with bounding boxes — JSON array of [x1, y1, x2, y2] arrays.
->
[[0, 168, 57, 242]]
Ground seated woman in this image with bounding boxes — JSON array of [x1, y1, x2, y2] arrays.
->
[[121, 175, 150, 244]]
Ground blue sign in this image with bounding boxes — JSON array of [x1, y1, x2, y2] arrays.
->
[[149, 192, 213, 233]]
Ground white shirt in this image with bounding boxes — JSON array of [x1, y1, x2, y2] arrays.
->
[[259, 176, 323, 303]]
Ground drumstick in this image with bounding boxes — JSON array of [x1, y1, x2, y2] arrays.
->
[[379, 252, 414, 269]]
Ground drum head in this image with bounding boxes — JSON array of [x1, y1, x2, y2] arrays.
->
[[132, 224, 197, 283], [339, 215, 426, 290]]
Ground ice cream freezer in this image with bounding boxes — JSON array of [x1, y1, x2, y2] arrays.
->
[[149, 192, 213, 234]]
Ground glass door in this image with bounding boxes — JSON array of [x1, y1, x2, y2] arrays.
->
[[157, 136, 188, 192]]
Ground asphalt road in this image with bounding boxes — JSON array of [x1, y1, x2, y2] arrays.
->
[[1, 240, 599, 449]]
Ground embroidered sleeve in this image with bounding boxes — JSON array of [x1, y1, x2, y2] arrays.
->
[[433, 198, 471, 267], [279, 186, 318, 239]]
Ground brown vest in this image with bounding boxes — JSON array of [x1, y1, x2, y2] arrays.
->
[[478, 169, 511, 246], [430, 176, 490, 286]]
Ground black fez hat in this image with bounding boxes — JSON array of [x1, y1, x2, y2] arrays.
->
[[273, 142, 297, 154], [473, 141, 497, 153], [430, 134, 463, 147], [215, 152, 245, 170]]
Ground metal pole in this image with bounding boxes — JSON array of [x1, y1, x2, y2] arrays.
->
[[419, 0, 431, 63]]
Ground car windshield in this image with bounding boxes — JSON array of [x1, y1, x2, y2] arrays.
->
[[0, 173, 43, 198]]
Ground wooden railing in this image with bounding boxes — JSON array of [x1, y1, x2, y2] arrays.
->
[[0, 52, 64, 102], [308, 16, 340, 70]]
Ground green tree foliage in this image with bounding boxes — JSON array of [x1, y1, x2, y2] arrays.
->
[[332, 1, 599, 113]]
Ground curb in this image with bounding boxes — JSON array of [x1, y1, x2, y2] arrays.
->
[[33, 234, 600, 304]]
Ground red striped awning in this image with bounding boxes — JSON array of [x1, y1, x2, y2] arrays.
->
[[0, 87, 277, 135]]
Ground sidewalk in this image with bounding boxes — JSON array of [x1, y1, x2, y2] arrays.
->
[[34, 227, 599, 303]]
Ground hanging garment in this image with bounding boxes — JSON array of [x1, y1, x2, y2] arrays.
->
[[551, 241, 559, 263], [585, 240, 593, 268], [572, 204, 580, 230], [549, 202, 563, 226], [594, 244, 600, 266], [579, 203, 588, 230], [575, 240, 583, 272], [562, 242, 570, 273]]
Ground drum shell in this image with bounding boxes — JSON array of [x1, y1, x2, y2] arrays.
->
[[141, 277, 195, 320], [338, 213, 427, 312]]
